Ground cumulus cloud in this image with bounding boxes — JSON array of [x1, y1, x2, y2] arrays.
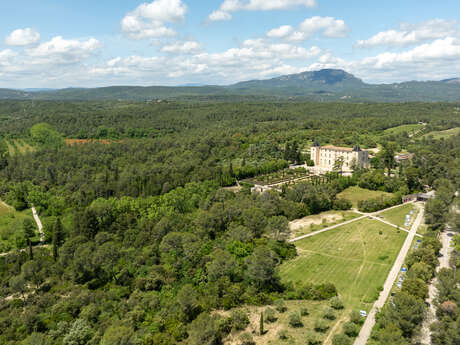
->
[[266, 16, 349, 41], [161, 41, 202, 54], [5, 28, 40, 46], [122, 0, 187, 39], [26, 36, 101, 64], [209, 0, 316, 22], [356, 19, 458, 48], [267, 25, 293, 38], [89, 38, 321, 85]]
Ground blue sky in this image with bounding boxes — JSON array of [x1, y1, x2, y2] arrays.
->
[[1, 0, 460, 88]]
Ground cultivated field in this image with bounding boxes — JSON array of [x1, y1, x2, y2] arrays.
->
[[337, 186, 394, 208], [384, 124, 424, 136], [5, 139, 35, 155], [422, 127, 460, 140], [280, 218, 407, 311], [379, 203, 418, 228]]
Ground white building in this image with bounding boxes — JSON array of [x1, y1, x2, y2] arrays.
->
[[310, 142, 370, 173]]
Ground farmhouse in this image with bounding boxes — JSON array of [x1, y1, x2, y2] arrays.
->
[[310, 142, 370, 173]]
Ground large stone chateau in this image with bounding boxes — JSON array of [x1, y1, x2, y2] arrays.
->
[[310, 142, 370, 173]]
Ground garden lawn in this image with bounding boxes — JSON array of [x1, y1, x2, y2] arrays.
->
[[379, 203, 418, 228], [280, 218, 406, 312], [337, 186, 394, 208]]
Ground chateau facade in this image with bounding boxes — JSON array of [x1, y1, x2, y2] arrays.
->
[[310, 142, 370, 173]]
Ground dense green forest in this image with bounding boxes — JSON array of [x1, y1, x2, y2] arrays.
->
[[0, 100, 459, 344]]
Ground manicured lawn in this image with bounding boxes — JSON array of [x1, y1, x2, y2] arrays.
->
[[280, 218, 407, 312], [422, 127, 460, 140], [384, 124, 424, 135], [337, 186, 394, 208], [0, 202, 36, 252], [379, 203, 418, 228]]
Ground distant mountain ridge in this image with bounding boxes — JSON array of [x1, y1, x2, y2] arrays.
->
[[1, 69, 459, 102]]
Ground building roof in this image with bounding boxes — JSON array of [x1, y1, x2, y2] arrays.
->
[[320, 145, 355, 152]]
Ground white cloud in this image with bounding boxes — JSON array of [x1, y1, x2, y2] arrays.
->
[[298, 16, 349, 38], [5, 28, 40, 46], [26, 36, 101, 64], [161, 41, 202, 54], [121, 0, 187, 39], [267, 25, 293, 38], [356, 19, 458, 48], [266, 16, 349, 42], [209, 0, 317, 22]]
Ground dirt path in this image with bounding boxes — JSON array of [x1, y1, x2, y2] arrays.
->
[[419, 230, 454, 344], [353, 204, 424, 345], [31, 206, 44, 243]]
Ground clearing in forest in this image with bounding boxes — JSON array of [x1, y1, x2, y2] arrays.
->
[[289, 210, 361, 238], [337, 186, 394, 208], [0, 203, 36, 253], [280, 218, 406, 312], [383, 124, 424, 136], [422, 127, 460, 140], [222, 300, 347, 345]]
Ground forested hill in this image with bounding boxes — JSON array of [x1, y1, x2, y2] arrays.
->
[[1, 69, 460, 102]]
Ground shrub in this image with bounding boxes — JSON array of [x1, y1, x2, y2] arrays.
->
[[306, 332, 322, 345], [274, 299, 287, 313], [288, 312, 303, 328], [265, 307, 277, 323], [314, 319, 329, 332], [332, 334, 351, 345], [333, 198, 352, 210], [230, 310, 250, 331], [330, 296, 344, 310], [343, 322, 359, 337], [323, 307, 336, 320], [239, 332, 255, 345], [300, 307, 309, 316], [278, 329, 289, 340], [349, 310, 363, 325]]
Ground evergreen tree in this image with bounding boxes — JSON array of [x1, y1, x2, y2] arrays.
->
[[260, 311, 264, 335]]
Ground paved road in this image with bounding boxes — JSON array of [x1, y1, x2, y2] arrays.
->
[[353, 204, 425, 345], [419, 230, 454, 344], [289, 202, 417, 243]]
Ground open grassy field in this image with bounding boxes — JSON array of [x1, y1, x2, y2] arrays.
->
[[6, 139, 35, 155], [422, 127, 460, 140], [223, 300, 348, 345], [289, 210, 361, 238], [337, 186, 394, 208], [0, 201, 36, 252], [384, 124, 424, 136], [379, 203, 418, 228], [280, 218, 407, 311]]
